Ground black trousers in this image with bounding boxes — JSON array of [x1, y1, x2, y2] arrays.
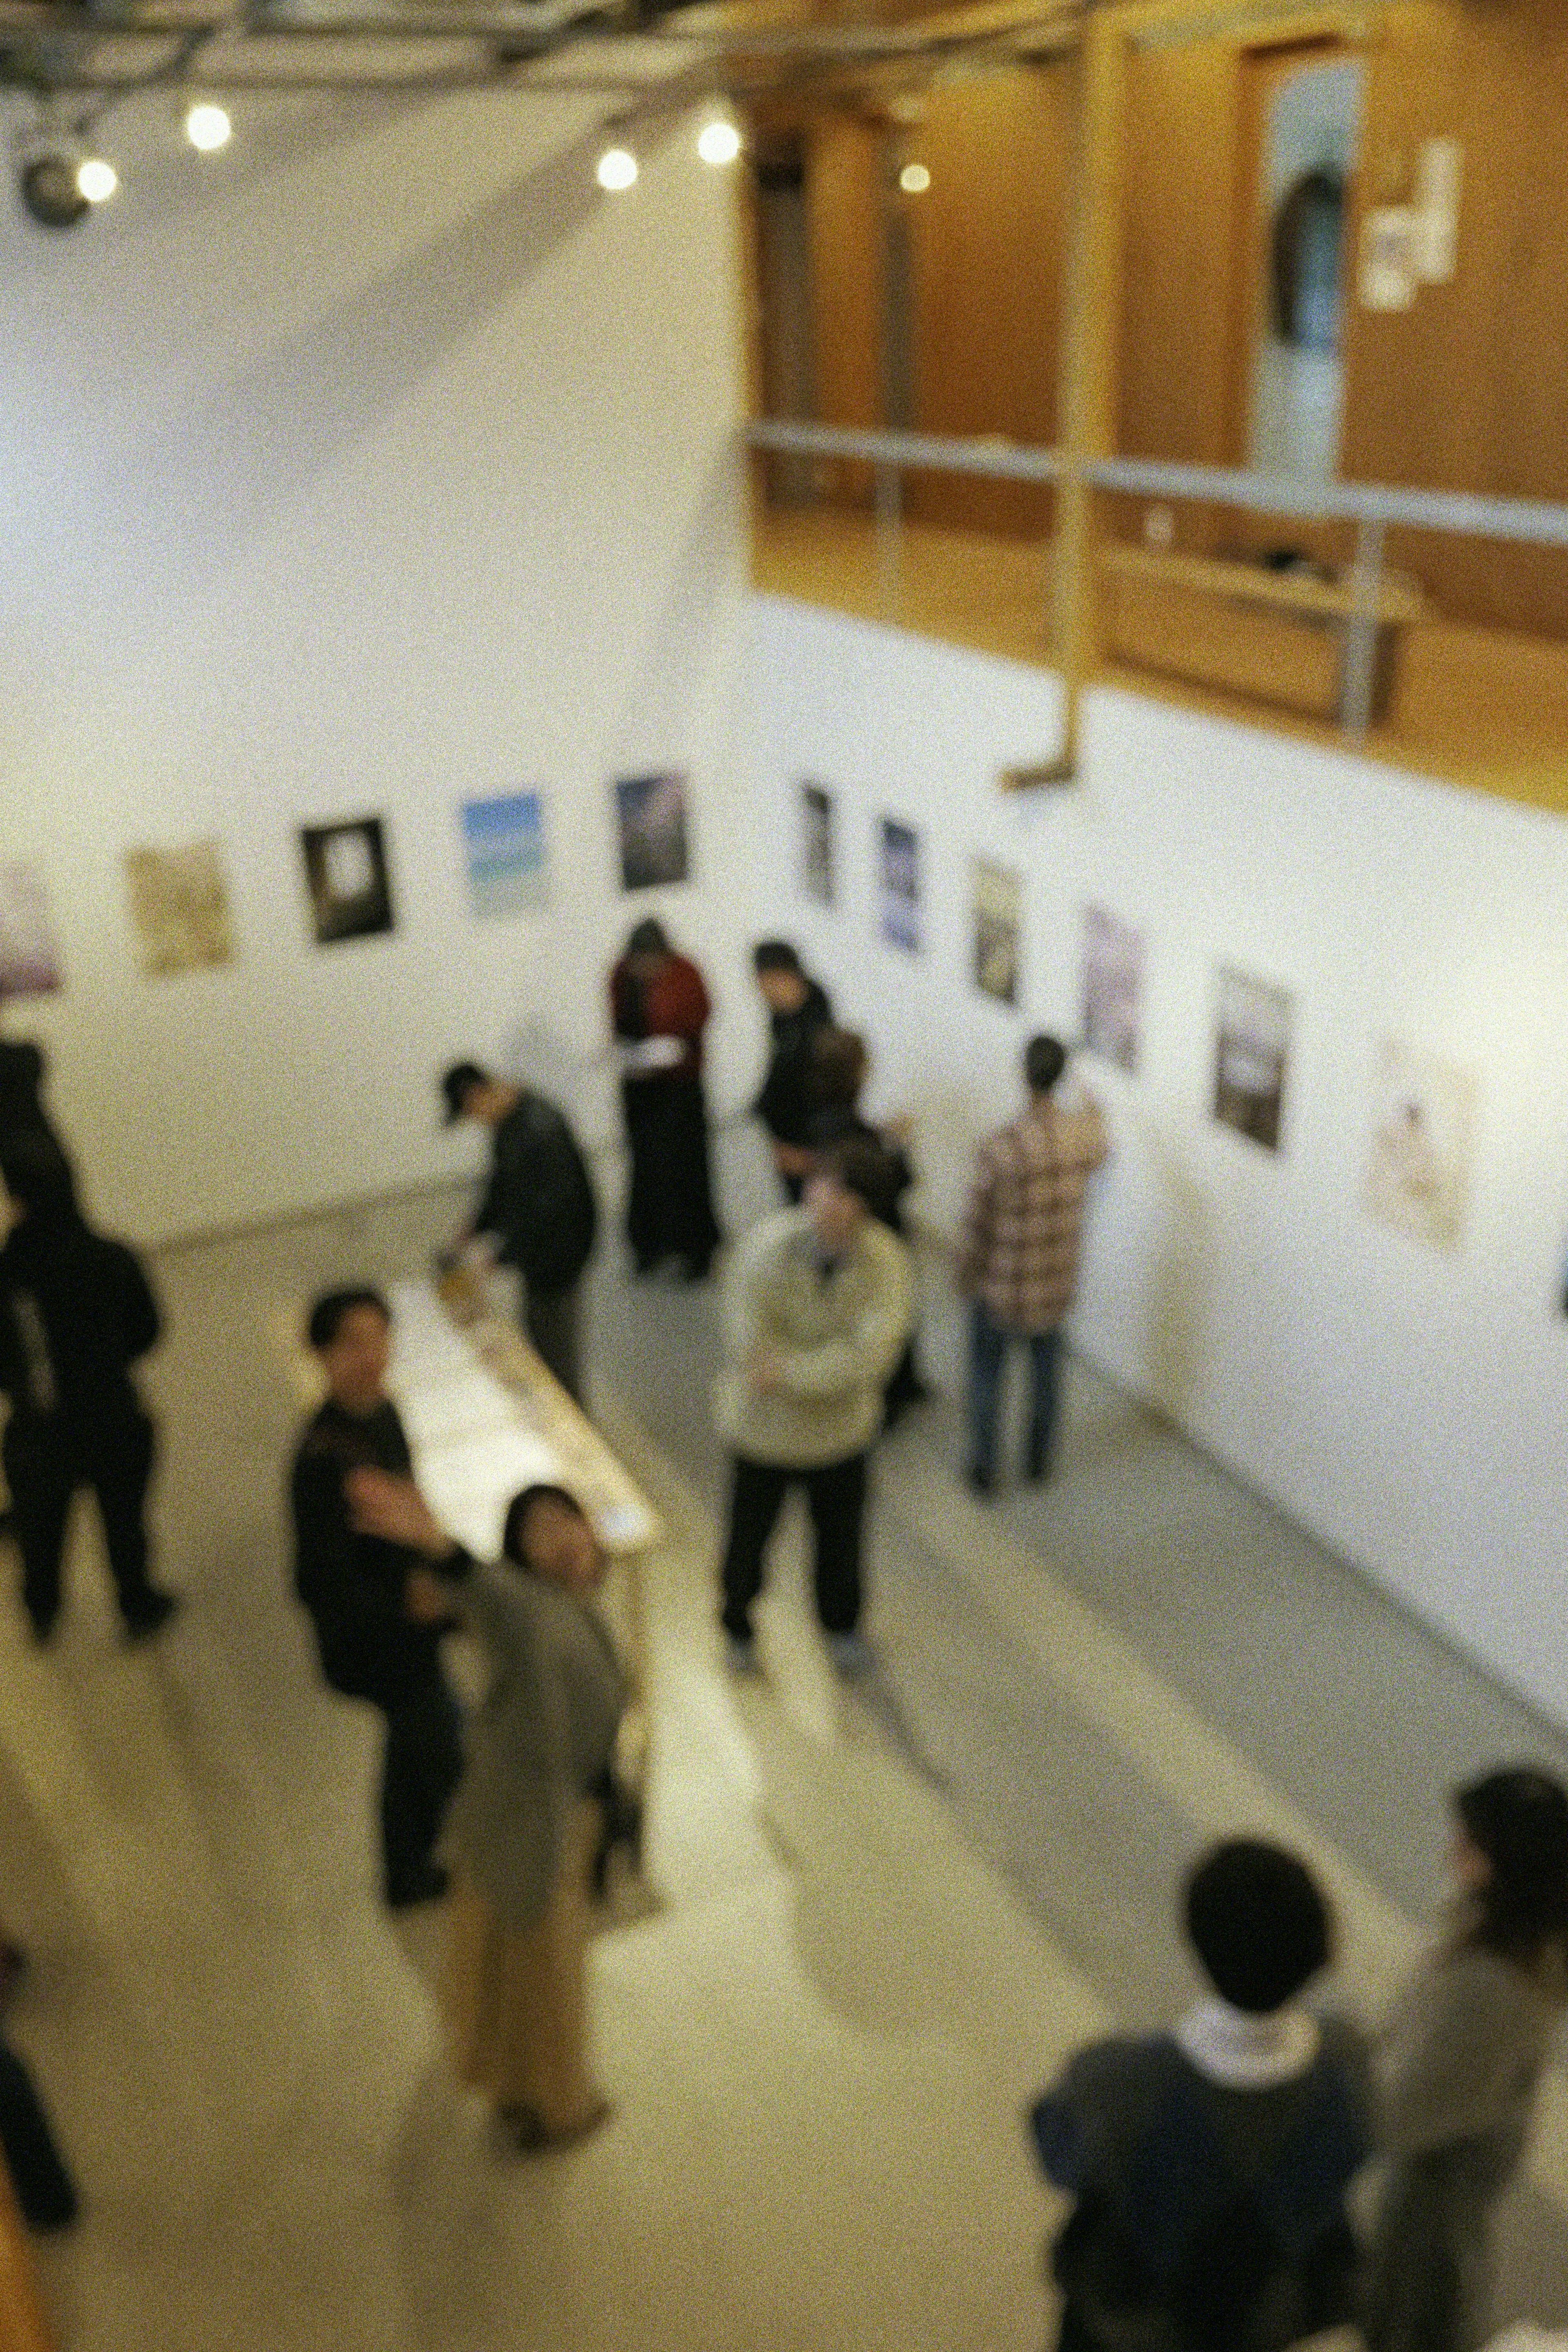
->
[[3, 1408, 159, 1634], [720, 1450, 869, 1640], [622, 1076, 720, 1275], [523, 1284, 584, 1408], [374, 1665, 463, 1903]]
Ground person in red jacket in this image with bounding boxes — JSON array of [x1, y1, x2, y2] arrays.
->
[[608, 920, 721, 1281]]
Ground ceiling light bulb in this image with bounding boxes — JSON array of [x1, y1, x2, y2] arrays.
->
[[185, 103, 232, 153], [899, 162, 931, 195], [597, 146, 638, 193], [697, 120, 742, 167], [76, 156, 118, 204]]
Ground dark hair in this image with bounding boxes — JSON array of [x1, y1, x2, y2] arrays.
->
[[0, 1135, 80, 1227], [440, 1060, 490, 1125], [1024, 1034, 1067, 1095], [501, 1482, 590, 1566], [813, 1027, 869, 1109], [1456, 1766, 1568, 1963], [626, 918, 671, 959], [1184, 1839, 1332, 2014], [753, 940, 802, 976], [306, 1286, 391, 1351], [822, 1134, 899, 1218]]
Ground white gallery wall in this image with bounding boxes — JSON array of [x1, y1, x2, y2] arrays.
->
[[0, 85, 750, 1240], [737, 597, 1568, 1728]]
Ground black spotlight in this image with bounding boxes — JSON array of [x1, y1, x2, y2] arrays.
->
[[19, 152, 90, 229]]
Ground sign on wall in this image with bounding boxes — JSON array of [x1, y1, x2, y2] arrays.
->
[[878, 817, 921, 954], [1080, 905, 1144, 1072], [1363, 1040, 1477, 1250], [0, 864, 64, 997], [1212, 965, 1292, 1152], [461, 792, 547, 920], [299, 817, 395, 946], [615, 773, 690, 891], [123, 841, 236, 978], [971, 858, 1021, 1005], [800, 780, 835, 907]]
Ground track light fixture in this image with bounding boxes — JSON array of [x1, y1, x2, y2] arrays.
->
[[184, 102, 232, 154], [596, 144, 637, 192], [697, 119, 742, 167], [13, 123, 119, 229]]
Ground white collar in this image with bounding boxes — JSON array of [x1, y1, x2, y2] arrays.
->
[[1174, 1999, 1319, 2089]]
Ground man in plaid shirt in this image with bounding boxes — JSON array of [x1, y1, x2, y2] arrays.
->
[[956, 1034, 1107, 1494]]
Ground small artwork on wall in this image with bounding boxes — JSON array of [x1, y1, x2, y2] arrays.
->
[[971, 858, 1021, 1005], [462, 792, 547, 920], [0, 864, 64, 998], [1080, 905, 1144, 1072], [879, 817, 921, 953], [615, 772, 689, 891], [123, 840, 235, 978], [1212, 965, 1292, 1152], [800, 781, 835, 907], [1363, 1040, 1477, 1250], [300, 816, 395, 947]]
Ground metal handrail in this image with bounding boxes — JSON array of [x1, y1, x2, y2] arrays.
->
[[746, 416, 1568, 551]]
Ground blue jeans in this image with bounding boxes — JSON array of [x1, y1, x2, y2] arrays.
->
[[967, 1301, 1062, 1484]]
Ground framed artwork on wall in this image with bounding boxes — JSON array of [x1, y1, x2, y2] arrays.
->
[[1363, 1040, 1476, 1250], [300, 817, 395, 946], [1212, 965, 1292, 1152], [123, 841, 235, 977], [800, 781, 835, 907], [879, 817, 921, 953], [0, 864, 64, 997], [1080, 905, 1144, 1071], [971, 858, 1021, 1005], [615, 772, 689, 891], [461, 792, 547, 920]]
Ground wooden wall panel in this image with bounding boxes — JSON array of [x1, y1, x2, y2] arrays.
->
[[1339, 1, 1568, 634], [904, 62, 1074, 537], [804, 114, 887, 507]]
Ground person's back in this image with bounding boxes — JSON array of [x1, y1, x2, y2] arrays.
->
[[961, 1090, 1107, 1334], [0, 1213, 158, 1428], [486, 1091, 598, 1298], [1031, 1839, 1370, 2352]]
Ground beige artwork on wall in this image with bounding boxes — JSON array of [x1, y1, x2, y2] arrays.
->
[[1363, 1039, 1477, 1250], [124, 840, 236, 978]]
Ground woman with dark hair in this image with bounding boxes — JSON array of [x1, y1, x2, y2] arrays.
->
[[0, 1136, 178, 1641], [609, 919, 720, 1280], [1364, 1764, 1568, 2352], [347, 1471, 628, 2151], [807, 1028, 929, 1426]]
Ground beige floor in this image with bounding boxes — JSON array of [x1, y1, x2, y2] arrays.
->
[[2, 1178, 1565, 2349]]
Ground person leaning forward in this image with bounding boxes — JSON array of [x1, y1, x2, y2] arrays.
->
[[290, 1286, 463, 1911], [440, 1062, 598, 1408], [346, 1472, 627, 2153], [715, 1138, 912, 1677]]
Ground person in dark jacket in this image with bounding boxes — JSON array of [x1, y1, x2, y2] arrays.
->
[[0, 1039, 66, 1163], [807, 1028, 929, 1426], [609, 919, 721, 1281], [290, 1286, 463, 1910], [0, 1137, 179, 1643], [751, 940, 834, 1204], [441, 1063, 597, 1407], [1030, 1838, 1370, 2352]]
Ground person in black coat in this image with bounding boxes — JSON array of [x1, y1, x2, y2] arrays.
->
[[290, 1287, 463, 1910], [440, 1062, 598, 1407], [0, 1137, 179, 1643], [807, 1028, 930, 1427], [0, 1038, 66, 1162], [751, 940, 834, 1204]]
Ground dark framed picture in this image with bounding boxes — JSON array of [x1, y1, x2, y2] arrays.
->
[[801, 781, 835, 907], [971, 858, 1021, 1005], [615, 773, 690, 892], [1212, 965, 1291, 1152], [300, 817, 395, 947], [879, 817, 921, 954]]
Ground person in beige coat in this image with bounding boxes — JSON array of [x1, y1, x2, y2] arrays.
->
[[716, 1138, 913, 1677], [957, 1033, 1107, 1494]]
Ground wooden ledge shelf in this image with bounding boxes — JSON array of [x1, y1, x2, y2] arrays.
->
[[1097, 540, 1426, 726]]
